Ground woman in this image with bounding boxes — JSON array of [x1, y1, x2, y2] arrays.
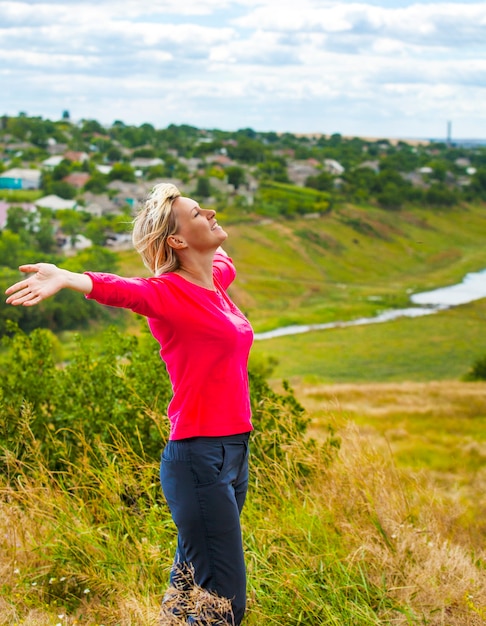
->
[[5, 183, 254, 625]]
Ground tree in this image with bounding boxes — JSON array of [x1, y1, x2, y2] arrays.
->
[[425, 183, 458, 207], [227, 137, 266, 164], [428, 160, 448, 182], [226, 166, 246, 189], [470, 167, 486, 198], [305, 171, 334, 192], [0, 230, 32, 268], [57, 209, 85, 247], [133, 147, 156, 158], [81, 119, 105, 135], [108, 163, 137, 183], [147, 164, 168, 180], [52, 160, 72, 181], [34, 208, 57, 254], [195, 176, 211, 199], [465, 354, 486, 381], [50, 181, 77, 199], [256, 160, 289, 183], [84, 171, 108, 194], [5, 206, 30, 234], [107, 146, 123, 162]]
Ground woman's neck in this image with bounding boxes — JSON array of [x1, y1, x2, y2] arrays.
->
[[175, 255, 215, 290]]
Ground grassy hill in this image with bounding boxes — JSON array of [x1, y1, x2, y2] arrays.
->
[[2, 203, 486, 625], [118, 200, 486, 383], [223, 202, 486, 329], [220, 201, 486, 383]]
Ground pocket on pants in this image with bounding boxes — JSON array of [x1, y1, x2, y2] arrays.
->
[[161, 438, 227, 488], [189, 439, 226, 486]]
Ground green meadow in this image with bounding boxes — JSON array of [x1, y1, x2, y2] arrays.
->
[[215, 201, 486, 382], [226, 204, 486, 327], [2, 201, 486, 625], [250, 300, 486, 382]]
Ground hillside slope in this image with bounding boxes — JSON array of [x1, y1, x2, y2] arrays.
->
[[223, 202, 486, 333]]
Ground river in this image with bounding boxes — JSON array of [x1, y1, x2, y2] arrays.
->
[[254, 268, 486, 341]]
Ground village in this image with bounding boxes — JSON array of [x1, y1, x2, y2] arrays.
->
[[0, 114, 483, 254]]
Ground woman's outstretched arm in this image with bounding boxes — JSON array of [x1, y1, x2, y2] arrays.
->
[[5, 263, 93, 307]]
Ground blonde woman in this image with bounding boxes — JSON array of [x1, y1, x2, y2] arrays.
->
[[5, 183, 254, 625]]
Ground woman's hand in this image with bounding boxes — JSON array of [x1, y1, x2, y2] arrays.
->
[[5, 263, 92, 307]]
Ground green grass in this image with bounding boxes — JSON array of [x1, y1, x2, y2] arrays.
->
[[251, 299, 486, 383], [0, 189, 43, 202], [222, 202, 486, 333], [2, 394, 485, 625], [116, 202, 486, 332], [109, 201, 486, 383]]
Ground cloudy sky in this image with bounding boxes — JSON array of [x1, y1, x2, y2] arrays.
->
[[1, 0, 485, 139]]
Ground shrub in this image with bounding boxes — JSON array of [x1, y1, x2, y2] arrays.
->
[[464, 354, 486, 381], [0, 326, 337, 475]]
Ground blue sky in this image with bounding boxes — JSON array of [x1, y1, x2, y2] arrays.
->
[[0, 0, 485, 139]]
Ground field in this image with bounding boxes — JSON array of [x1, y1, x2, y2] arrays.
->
[[223, 201, 486, 335], [1, 200, 486, 624]]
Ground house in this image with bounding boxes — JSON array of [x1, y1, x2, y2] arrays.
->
[[42, 155, 65, 169], [455, 158, 471, 169], [205, 154, 236, 167], [402, 172, 428, 188], [178, 157, 203, 174], [0, 168, 42, 190], [3, 142, 33, 156], [63, 172, 91, 188], [63, 150, 89, 163], [106, 180, 154, 209], [130, 157, 164, 169], [323, 159, 345, 176], [0, 201, 8, 228], [105, 232, 133, 249], [46, 141, 68, 155], [0, 201, 37, 229], [287, 160, 320, 186], [35, 195, 77, 211], [357, 160, 380, 173], [83, 192, 118, 217], [58, 233, 93, 254], [95, 164, 112, 175]]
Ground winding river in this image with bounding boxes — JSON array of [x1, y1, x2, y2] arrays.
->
[[254, 268, 486, 341]]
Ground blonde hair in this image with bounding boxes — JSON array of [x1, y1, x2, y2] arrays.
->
[[132, 183, 181, 275]]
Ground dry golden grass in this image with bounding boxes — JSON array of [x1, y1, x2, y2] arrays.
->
[[1, 380, 485, 624], [295, 380, 486, 423], [313, 421, 486, 625], [281, 379, 486, 623]]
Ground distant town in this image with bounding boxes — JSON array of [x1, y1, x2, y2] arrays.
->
[[1, 111, 485, 254]]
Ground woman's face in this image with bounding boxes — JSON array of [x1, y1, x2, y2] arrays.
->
[[172, 196, 228, 251]]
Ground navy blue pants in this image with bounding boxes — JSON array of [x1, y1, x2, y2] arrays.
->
[[160, 432, 250, 625]]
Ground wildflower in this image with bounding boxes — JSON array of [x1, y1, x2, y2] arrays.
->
[[49, 577, 57, 584], [13, 568, 20, 575], [83, 588, 90, 594]]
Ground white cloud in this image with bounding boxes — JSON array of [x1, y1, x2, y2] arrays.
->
[[0, 0, 485, 138]]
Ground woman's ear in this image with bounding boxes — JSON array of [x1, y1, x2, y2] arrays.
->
[[167, 234, 187, 249]]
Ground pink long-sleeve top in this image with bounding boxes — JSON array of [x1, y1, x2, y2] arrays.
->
[[85, 253, 254, 440]]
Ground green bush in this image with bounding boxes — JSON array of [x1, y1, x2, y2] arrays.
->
[[254, 181, 331, 217], [0, 326, 172, 466], [464, 354, 486, 381], [0, 326, 335, 475]]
